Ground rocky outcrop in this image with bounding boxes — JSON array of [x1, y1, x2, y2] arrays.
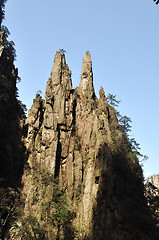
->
[[20, 51, 159, 240], [146, 174, 159, 189], [145, 175, 159, 228]]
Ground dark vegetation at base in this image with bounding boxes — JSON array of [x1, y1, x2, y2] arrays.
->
[[16, 165, 76, 240], [92, 141, 159, 240]]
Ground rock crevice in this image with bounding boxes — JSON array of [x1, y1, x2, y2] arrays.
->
[[21, 51, 159, 240]]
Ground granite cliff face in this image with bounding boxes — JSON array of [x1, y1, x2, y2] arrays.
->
[[18, 51, 159, 240]]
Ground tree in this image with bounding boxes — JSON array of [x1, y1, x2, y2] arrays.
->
[[0, 26, 17, 61], [59, 48, 66, 55], [107, 93, 120, 108], [36, 90, 42, 95], [119, 115, 132, 134], [154, 0, 159, 5], [106, 93, 148, 165], [0, 0, 7, 27]]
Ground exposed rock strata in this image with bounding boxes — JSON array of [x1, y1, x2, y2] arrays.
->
[[22, 51, 159, 239]]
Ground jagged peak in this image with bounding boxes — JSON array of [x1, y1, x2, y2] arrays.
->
[[50, 51, 72, 89], [79, 51, 95, 99], [81, 50, 92, 76], [50, 51, 63, 86], [99, 86, 108, 103]]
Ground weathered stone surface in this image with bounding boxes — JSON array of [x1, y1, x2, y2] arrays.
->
[[22, 51, 159, 240], [80, 51, 95, 98], [146, 174, 159, 189]]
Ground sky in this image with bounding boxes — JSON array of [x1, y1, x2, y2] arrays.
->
[[3, 0, 159, 179]]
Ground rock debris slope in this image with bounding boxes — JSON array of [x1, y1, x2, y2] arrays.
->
[[22, 51, 159, 240]]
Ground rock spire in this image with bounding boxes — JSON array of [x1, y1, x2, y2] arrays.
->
[[21, 51, 159, 240], [79, 51, 95, 100]]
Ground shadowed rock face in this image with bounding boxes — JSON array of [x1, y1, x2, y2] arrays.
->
[[0, 24, 25, 187], [0, 7, 26, 238], [22, 51, 159, 240]]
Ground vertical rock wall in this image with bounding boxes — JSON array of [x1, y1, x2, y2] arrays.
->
[[22, 51, 159, 240]]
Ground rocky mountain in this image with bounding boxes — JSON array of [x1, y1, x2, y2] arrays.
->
[[9, 51, 158, 240], [1, 2, 159, 239]]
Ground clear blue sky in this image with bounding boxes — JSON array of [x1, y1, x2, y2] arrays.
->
[[3, 0, 159, 179]]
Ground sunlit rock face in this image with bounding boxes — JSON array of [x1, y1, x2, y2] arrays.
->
[[146, 174, 159, 189], [22, 51, 159, 240]]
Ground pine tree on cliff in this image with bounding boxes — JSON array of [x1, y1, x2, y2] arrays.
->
[[154, 0, 159, 5], [0, 0, 7, 28]]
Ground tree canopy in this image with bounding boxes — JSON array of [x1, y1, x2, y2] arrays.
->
[[0, 0, 7, 27], [107, 93, 148, 162], [154, 0, 159, 5]]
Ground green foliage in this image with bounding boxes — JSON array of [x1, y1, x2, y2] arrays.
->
[[107, 93, 146, 166], [1, 25, 17, 60], [15, 215, 46, 240], [18, 159, 76, 239], [130, 137, 142, 156], [18, 99, 28, 115], [119, 115, 132, 134], [0, 2, 26, 237], [107, 93, 121, 107], [41, 177, 76, 239], [0, 187, 21, 239], [0, 0, 7, 24], [31, 162, 53, 187]]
